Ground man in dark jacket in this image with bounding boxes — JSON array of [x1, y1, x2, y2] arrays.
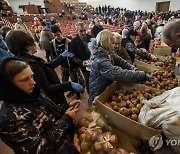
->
[[50, 25, 80, 99], [69, 22, 93, 93], [91, 17, 104, 37], [50, 25, 73, 82]]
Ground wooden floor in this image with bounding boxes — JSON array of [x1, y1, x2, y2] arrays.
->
[[0, 49, 89, 154]]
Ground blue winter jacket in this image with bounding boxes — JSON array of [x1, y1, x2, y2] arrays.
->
[[0, 48, 14, 60], [0, 39, 14, 59], [88, 39, 146, 105]]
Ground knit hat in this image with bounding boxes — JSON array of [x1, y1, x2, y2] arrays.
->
[[122, 28, 129, 38], [133, 21, 141, 27]]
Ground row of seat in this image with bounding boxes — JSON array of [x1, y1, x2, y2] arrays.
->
[[2, 15, 124, 38]]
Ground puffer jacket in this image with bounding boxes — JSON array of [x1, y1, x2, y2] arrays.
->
[[88, 39, 146, 105], [0, 57, 78, 154]]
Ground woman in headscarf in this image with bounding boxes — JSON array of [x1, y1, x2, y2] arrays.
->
[[0, 57, 80, 153]]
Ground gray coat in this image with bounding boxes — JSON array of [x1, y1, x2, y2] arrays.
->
[[88, 39, 146, 105], [40, 27, 54, 50]]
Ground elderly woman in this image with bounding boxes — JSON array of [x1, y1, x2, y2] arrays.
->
[[0, 57, 80, 153], [141, 23, 152, 51], [88, 30, 153, 105], [14, 18, 31, 35], [112, 32, 131, 64]]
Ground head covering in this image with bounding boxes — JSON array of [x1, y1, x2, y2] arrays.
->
[[133, 21, 141, 27], [34, 17, 38, 21], [122, 28, 129, 38], [0, 57, 40, 104]]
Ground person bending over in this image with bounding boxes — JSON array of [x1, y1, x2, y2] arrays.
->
[[88, 30, 153, 105]]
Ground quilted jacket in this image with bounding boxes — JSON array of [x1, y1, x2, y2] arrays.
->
[[88, 39, 146, 105]]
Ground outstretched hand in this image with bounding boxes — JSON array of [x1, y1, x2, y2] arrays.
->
[[146, 74, 154, 80], [71, 82, 84, 93]]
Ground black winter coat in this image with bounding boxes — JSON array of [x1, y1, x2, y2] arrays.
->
[[50, 38, 78, 70], [69, 34, 93, 71], [91, 24, 104, 37], [18, 54, 72, 105]]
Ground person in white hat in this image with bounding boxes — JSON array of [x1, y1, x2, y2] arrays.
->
[[121, 28, 129, 39], [133, 20, 143, 48]]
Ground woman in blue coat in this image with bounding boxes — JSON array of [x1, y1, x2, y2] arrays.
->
[[88, 30, 153, 105]]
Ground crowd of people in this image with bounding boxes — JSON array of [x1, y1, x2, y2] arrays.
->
[[93, 5, 180, 25], [0, 4, 180, 153]]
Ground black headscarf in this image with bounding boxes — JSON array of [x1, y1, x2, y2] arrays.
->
[[0, 57, 40, 104], [0, 57, 65, 118]]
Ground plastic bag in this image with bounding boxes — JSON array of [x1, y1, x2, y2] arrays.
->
[[91, 131, 118, 153], [109, 148, 131, 154], [138, 87, 180, 153], [79, 120, 103, 153], [74, 99, 91, 126], [138, 87, 180, 128], [162, 115, 180, 153]]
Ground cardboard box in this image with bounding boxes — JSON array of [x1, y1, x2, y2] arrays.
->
[[96, 82, 161, 140], [134, 60, 161, 72], [134, 58, 175, 72], [134, 61, 160, 73], [96, 82, 175, 154], [156, 45, 170, 49], [112, 126, 174, 154], [153, 47, 171, 56]]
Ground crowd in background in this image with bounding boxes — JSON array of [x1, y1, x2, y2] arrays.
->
[[0, 3, 180, 153], [92, 5, 180, 26]]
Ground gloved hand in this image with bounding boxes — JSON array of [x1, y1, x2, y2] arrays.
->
[[71, 82, 84, 93], [146, 74, 154, 80], [61, 51, 74, 58]]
